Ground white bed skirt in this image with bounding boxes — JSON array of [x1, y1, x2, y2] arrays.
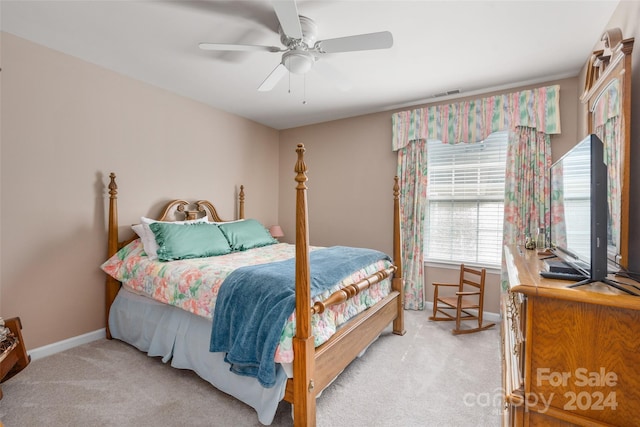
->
[[109, 287, 288, 425]]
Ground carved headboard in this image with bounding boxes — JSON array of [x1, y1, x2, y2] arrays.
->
[[581, 28, 634, 267], [156, 190, 245, 223]]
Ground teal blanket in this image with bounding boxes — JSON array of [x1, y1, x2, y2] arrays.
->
[[209, 245, 391, 388]]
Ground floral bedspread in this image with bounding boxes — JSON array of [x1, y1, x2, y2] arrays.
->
[[101, 240, 392, 363]]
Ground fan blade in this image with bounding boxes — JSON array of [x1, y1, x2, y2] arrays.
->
[[313, 61, 352, 92], [199, 43, 282, 53], [258, 63, 288, 91], [316, 31, 393, 53], [272, 0, 302, 40]]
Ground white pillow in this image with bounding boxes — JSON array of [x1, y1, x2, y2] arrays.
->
[[211, 219, 245, 225], [132, 216, 209, 260]]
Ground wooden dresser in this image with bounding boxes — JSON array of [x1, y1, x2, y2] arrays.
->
[[502, 245, 640, 426]]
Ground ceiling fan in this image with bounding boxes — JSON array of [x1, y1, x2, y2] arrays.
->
[[198, 0, 393, 92]]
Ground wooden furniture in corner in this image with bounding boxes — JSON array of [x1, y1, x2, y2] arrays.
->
[[429, 264, 495, 334], [502, 245, 640, 426], [581, 28, 633, 268], [0, 317, 30, 400]]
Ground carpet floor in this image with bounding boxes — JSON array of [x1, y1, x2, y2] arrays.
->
[[0, 310, 502, 426]]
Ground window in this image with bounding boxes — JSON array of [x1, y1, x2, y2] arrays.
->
[[424, 131, 508, 267]]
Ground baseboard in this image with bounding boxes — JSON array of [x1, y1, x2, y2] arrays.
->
[[424, 302, 502, 323], [29, 328, 106, 361]]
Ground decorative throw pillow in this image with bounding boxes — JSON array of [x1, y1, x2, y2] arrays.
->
[[132, 216, 208, 260], [149, 222, 231, 261], [217, 219, 277, 251]]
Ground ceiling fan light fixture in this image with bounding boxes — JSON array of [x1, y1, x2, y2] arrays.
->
[[283, 50, 315, 74], [198, 0, 393, 92]]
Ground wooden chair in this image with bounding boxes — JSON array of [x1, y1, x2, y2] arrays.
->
[[429, 264, 495, 334]]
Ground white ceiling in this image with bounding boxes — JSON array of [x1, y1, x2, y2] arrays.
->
[[0, 0, 622, 130]]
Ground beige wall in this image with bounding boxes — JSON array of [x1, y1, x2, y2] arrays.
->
[[0, 33, 280, 349], [279, 77, 580, 316], [277, 111, 397, 252]]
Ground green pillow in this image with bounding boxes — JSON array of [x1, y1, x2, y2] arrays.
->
[[149, 222, 231, 261], [217, 219, 277, 251]]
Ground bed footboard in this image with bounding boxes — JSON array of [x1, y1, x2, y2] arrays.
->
[[310, 266, 396, 315], [289, 144, 404, 426]]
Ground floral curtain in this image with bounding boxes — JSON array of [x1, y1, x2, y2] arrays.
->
[[596, 117, 621, 251], [592, 79, 622, 252], [502, 128, 552, 289], [392, 85, 561, 308], [396, 139, 428, 309]]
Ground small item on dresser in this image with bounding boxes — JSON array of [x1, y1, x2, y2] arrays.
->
[[539, 270, 587, 281], [524, 234, 536, 250], [536, 227, 546, 250], [543, 259, 581, 275], [537, 249, 554, 257]]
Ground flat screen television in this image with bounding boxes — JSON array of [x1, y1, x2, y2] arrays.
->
[[548, 134, 631, 293]]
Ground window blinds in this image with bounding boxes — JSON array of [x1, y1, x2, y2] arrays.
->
[[425, 131, 508, 266]]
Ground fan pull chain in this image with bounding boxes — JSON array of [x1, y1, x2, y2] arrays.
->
[[288, 71, 291, 94], [302, 74, 307, 105]]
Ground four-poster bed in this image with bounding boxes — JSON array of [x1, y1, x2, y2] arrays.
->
[[102, 143, 405, 426]]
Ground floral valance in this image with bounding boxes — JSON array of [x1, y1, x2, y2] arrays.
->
[[391, 85, 561, 151], [592, 79, 620, 128]]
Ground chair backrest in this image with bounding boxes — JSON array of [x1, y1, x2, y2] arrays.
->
[[430, 262, 495, 333], [459, 264, 486, 292]]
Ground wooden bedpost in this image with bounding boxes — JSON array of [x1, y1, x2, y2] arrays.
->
[[392, 176, 406, 335], [292, 144, 316, 427], [239, 185, 245, 219], [105, 173, 120, 339]]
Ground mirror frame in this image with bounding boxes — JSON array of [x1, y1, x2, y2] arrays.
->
[[581, 28, 634, 268]]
